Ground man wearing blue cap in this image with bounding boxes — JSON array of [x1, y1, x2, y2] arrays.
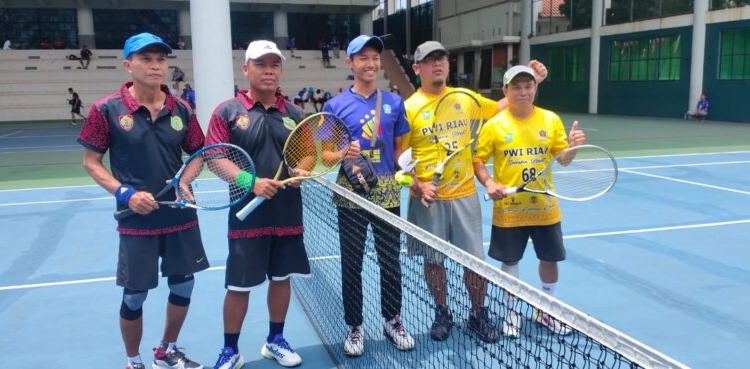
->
[[322, 34, 415, 357], [77, 32, 207, 369]]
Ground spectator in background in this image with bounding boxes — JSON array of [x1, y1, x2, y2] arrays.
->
[[170, 66, 185, 90], [53, 37, 66, 49], [312, 89, 324, 112], [685, 93, 709, 121], [293, 87, 308, 109], [67, 87, 86, 125], [287, 36, 298, 58], [79, 45, 92, 69], [329, 36, 340, 59], [41, 37, 50, 49], [3, 39, 12, 50], [181, 83, 196, 110], [176, 37, 186, 50], [319, 38, 331, 67]]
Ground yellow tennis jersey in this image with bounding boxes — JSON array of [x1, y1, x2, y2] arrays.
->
[[403, 87, 498, 200], [473, 107, 568, 227]]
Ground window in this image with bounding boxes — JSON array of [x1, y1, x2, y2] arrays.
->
[[718, 27, 750, 80], [608, 35, 680, 81], [546, 44, 584, 82]]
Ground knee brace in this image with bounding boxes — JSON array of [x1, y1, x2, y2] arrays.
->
[[167, 274, 195, 307], [120, 288, 148, 320]]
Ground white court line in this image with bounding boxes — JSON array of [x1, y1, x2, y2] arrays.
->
[[620, 168, 750, 196], [0, 130, 23, 139], [0, 196, 112, 207], [0, 146, 81, 152], [3, 218, 749, 292]]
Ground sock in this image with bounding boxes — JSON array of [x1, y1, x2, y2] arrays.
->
[[224, 333, 240, 353], [268, 321, 285, 343], [541, 282, 557, 296], [501, 264, 520, 313], [166, 342, 176, 352], [127, 354, 143, 365]]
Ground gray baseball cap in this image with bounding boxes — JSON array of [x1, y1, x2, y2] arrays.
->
[[414, 41, 448, 63]]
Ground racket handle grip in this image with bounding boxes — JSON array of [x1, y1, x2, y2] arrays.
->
[[113, 209, 134, 221], [483, 186, 519, 201], [236, 196, 265, 221]]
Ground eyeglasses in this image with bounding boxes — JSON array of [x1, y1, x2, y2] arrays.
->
[[419, 55, 448, 65]]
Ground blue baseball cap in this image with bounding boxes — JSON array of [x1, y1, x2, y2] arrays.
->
[[123, 32, 172, 59], [346, 35, 384, 57]]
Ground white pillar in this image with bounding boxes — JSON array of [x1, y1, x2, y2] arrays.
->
[[689, 0, 709, 112], [273, 11, 288, 47], [190, 0, 234, 133], [519, 0, 532, 64], [588, 0, 603, 114], [76, 7, 95, 48], [506, 43, 514, 66], [178, 7, 192, 47], [360, 12, 373, 36]]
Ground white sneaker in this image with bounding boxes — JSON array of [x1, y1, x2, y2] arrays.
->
[[502, 310, 521, 339], [343, 325, 364, 356], [534, 310, 572, 336], [383, 315, 415, 351], [261, 334, 302, 367], [212, 347, 244, 369]]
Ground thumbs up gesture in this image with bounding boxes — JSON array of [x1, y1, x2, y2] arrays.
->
[[568, 120, 586, 147]]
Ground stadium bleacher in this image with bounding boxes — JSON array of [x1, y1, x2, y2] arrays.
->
[[0, 49, 392, 121]]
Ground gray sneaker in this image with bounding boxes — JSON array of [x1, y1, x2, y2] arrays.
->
[[430, 304, 454, 341], [153, 345, 203, 369]]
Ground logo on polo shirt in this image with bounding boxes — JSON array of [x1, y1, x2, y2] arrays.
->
[[421, 109, 431, 121], [118, 115, 134, 131], [383, 104, 392, 114], [170, 116, 184, 131], [282, 117, 296, 131], [237, 115, 250, 130]]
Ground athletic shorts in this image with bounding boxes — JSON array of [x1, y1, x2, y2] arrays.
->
[[71, 106, 81, 114], [225, 234, 311, 291], [117, 226, 208, 291], [407, 195, 484, 263], [488, 222, 566, 262]]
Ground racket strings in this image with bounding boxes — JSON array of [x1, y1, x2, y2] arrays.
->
[[550, 148, 617, 200], [432, 92, 484, 187], [284, 114, 352, 178], [187, 145, 255, 209]]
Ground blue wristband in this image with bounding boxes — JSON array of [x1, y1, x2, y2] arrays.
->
[[115, 184, 136, 206]]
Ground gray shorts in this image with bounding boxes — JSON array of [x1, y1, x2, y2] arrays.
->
[[407, 195, 484, 263], [488, 223, 566, 262], [117, 226, 208, 291], [225, 235, 311, 291]]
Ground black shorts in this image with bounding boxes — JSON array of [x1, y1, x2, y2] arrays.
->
[[71, 106, 81, 114], [488, 222, 565, 262], [117, 226, 208, 290], [225, 234, 310, 291]]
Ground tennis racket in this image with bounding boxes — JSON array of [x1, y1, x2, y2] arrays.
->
[[430, 88, 484, 188], [483, 144, 618, 202], [113, 143, 256, 220], [235, 112, 352, 220]]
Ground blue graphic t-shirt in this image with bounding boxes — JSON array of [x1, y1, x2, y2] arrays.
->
[[323, 87, 410, 208]]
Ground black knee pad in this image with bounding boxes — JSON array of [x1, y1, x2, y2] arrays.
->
[[120, 288, 147, 320]]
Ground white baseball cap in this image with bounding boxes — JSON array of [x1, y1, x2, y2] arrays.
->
[[503, 65, 536, 86], [245, 40, 286, 63]]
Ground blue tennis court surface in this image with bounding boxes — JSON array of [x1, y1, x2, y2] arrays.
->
[[1, 144, 749, 368]]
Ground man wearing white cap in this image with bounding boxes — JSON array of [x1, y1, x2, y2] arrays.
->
[[473, 65, 586, 339], [322, 34, 415, 357], [205, 40, 308, 369], [402, 40, 549, 343]]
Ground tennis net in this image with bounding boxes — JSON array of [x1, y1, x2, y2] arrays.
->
[[297, 177, 688, 369]]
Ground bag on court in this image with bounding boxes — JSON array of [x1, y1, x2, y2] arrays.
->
[[341, 154, 378, 194]]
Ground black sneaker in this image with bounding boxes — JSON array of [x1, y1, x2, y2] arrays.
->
[[153, 345, 204, 369], [468, 307, 500, 343], [430, 304, 454, 341]]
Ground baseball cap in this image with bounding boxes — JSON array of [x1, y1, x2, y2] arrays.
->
[[245, 40, 286, 63], [346, 35, 384, 57], [123, 32, 172, 59], [503, 65, 536, 86], [414, 41, 448, 63]]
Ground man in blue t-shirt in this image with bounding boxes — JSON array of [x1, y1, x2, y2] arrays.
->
[[685, 93, 709, 121], [322, 34, 415, 357]]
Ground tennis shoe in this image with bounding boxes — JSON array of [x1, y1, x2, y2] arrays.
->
[[127, 364, 146, 369], [502, 309, 521, 339], [430, 304, 454, 341], [534, 310, 573, 336], [467, 307, 500, 343], [343, 325, 364, 356], [153, 345, 203, 369], [212, 347, 244, 369], [383, 315, 415, 351], [261, 334, 302, 367]]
